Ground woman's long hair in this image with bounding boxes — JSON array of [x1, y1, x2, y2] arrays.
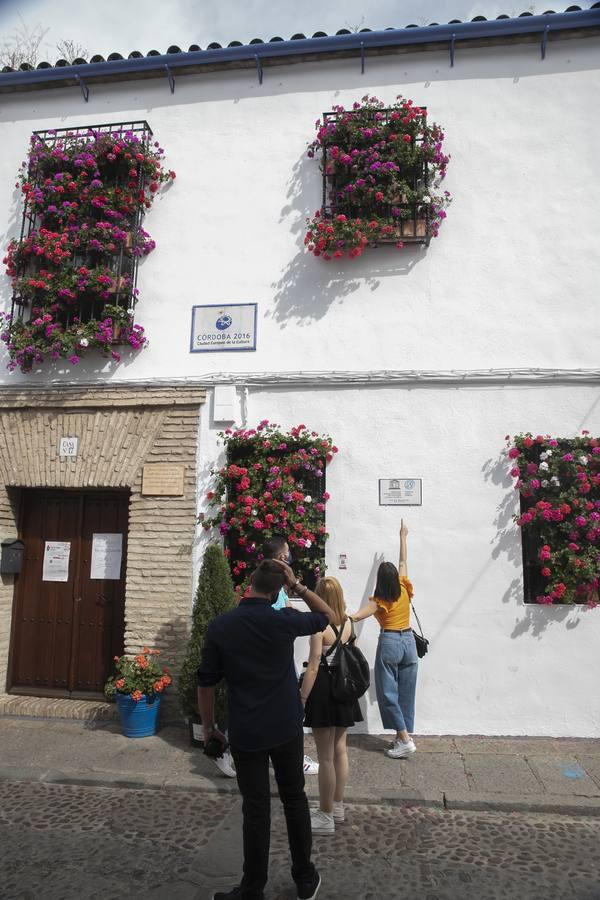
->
[[315, 576, 346, 626], [373, 562, 401, 602]]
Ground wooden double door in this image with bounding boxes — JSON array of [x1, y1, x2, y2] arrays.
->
[[9, 490, 128, 698]]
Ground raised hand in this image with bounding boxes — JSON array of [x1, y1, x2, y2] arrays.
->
[[270, 558, 297, 590]]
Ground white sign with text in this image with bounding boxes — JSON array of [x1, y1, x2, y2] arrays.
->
[[379, 479, 422, 506], [190, 303, 257, 353], [91, 533, 123, 580], [59, 437, 79, 457], [42, 541, 71, 582]]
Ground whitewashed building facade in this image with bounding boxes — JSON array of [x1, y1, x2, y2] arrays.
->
[[0, 7, 599, 735]]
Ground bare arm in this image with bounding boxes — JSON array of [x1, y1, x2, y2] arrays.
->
[[300, 631, 324, 704], [349, 599, 379, 622], [399, 519, 408, 578], [197, 686, 227, 747]]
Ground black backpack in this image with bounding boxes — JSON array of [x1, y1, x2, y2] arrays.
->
[[325, 619, 370, 703]]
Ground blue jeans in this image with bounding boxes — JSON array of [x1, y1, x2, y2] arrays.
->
[[375, 631, 418, 733]]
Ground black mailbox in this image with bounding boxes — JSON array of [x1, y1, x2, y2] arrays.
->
[[1, 539, 25, 575]]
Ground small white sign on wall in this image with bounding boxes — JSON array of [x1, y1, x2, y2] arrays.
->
[[379, 479, 422, 506], [42, 541, 71, 582], [190, 303, 257, 353], [59, 437, 78, 457], [91, 533, 123, 580]]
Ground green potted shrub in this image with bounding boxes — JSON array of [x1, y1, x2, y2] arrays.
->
[[178, 543, 236, 745]]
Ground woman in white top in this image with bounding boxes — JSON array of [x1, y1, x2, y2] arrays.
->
[[300, 576, 363, 835]]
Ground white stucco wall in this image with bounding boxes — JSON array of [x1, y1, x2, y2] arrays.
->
[[197, 383, 600, 737], [1, 36, 599, 735], [0, 37, 599, 380]]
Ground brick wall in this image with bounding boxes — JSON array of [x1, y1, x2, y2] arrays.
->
[[0, 385, 204, 710]]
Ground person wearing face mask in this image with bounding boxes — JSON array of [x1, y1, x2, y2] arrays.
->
[[197, 558, 334, 900], [262, 535, 319, 776], [262, 535, 294, 610]]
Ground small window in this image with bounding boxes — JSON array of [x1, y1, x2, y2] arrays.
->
[[513, 436, 600, 604], [304, 96, 451, 260], [225, 441, 327, 591]]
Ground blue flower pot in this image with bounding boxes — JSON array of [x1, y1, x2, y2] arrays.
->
[[115, 692, 161, 738]]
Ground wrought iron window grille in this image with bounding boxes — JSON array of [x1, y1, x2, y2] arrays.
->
[[10, 120, 153, 335], [226, 442, 327, 591], [320, 106, 431, 247], [519, 440, 599, 604]]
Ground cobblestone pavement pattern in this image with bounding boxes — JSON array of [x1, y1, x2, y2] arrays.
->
[[1, 780, 600, 900]]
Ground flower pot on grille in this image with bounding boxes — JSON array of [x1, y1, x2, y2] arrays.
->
[[399, 219, 427, 238], [378, 219, 428, 243], [108, 276, 127, 294], [115, 692, 161, 738]]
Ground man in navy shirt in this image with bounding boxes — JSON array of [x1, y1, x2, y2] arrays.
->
[[262, 534, 319, 776], [197, 558, 333, 900]]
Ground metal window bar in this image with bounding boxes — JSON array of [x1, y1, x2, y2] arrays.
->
[[519, 440, 599, 604], [225, 442, 327, 591], [10, 120, 153, 331], [320, 106, 431, 246]]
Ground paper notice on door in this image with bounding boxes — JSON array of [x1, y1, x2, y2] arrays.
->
[[91, 533, 123, 580], [42, 541, 71, 582]]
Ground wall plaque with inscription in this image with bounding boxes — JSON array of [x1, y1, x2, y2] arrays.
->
[[142, 464, 185, 496], [379, 478, 422, 506]]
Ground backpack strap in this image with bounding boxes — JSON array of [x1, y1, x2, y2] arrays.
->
[[347, 617, 357, 645], [324, 619, 346, 657]]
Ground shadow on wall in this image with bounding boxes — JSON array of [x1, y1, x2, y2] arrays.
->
[[482, 451, 522, 606], [482, 451, 587, 639], [268, 152, 426, 327], [353, 552, 383, 722], [0, 185, 26, 313]]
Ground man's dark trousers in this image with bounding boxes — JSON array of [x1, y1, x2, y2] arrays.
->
[[230, 730, 316, 899]]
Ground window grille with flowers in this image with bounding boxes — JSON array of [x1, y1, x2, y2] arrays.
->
[[304, 95, 451, 260], [508, 433, 600, 606], [1, 120, 175, 372]]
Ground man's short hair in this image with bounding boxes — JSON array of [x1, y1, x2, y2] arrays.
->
[[262, 534, 288, 560], [252, 559, 286, 596]]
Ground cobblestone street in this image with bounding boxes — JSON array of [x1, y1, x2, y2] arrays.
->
[[2, 779, 600, 900]]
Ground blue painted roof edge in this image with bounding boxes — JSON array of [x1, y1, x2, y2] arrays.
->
[[1, 9, 599, 90]]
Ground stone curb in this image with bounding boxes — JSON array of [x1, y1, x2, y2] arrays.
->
[[443, 792, 600, 817], [3, 766, 600, 817]]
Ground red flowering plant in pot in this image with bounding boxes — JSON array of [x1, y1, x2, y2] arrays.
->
[[105, 647, 172, 738], [201, 421, 338, 593], [305, 94, 451, 260], [104, 647, 172, 702], [508, 432, 600, 606], [1, 125, 175, 373]]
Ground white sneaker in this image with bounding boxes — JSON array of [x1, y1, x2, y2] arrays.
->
[[211, 749, 236, 777], [310, 809, 334, 835], [385, 738, 417, 759], [303, 754, 319, 775], [332, 801, 345, 823]]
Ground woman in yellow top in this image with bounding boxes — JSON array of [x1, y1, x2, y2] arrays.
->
[[350, 520, 418, 759]]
